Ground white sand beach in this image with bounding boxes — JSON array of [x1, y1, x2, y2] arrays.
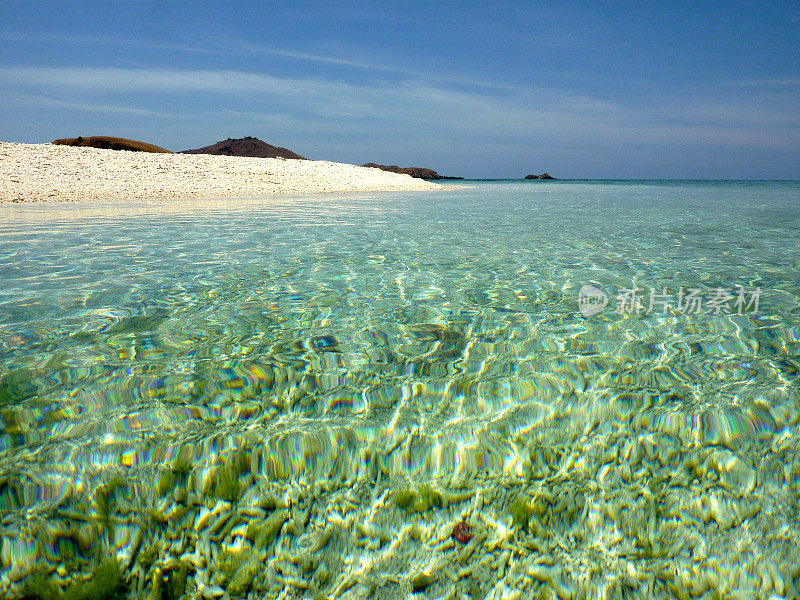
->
[[0, 142, 439, 203]]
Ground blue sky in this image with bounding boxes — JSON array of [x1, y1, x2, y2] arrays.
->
[[1, 1, 799, 178]]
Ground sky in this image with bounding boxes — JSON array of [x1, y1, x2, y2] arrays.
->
[[1, 1, 799, 179]]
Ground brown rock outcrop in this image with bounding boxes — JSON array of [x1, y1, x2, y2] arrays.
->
[[362, 163, 462, 179], [52, 136, 171, 153]]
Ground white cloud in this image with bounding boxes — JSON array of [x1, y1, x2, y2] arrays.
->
[[0, 91, 187, 119], [0, 32, 224, 55], [723, 78, 800, 88], [239, 43, 416, 75], [1, 66, 306, 93], [239, 42, 525, 92], [0, 31, 525, 93], [1, 65, 798, 155]]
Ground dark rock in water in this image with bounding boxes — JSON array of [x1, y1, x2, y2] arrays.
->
[[180, 137, 306, 160], [452, 521, 474, 544], [362, 163, 462, 180], [310, 335, 337, 350], [409, 572, 435, 592], [52, 136, 171, 153], [524, 173, 556, 179], [108, 315, 167, 334]]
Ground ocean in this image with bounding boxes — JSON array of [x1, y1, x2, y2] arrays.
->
[[1, 180, 799, 599]]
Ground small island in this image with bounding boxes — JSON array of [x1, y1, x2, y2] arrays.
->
[[363, 163, 463, 180], [524, 172, 556, 179]]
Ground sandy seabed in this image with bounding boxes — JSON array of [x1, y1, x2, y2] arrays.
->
[[0, 142, 439, 203]]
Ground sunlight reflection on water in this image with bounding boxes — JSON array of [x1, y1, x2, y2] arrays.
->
[[1, 181, 799, 598]]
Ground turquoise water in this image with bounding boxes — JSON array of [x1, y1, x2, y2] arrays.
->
[[1, 181, 799, 599]]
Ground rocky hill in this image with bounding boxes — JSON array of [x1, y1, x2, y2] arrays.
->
[[181, 137, 306, 160]]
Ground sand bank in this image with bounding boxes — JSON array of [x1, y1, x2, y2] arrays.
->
[[0, 142, 439, 203]]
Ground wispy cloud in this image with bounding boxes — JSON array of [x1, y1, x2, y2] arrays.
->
[[0, 31, 525, 93], [211, 42, 527, 93], [1, 65, 798, 159], [1, 66, 301, 92], [0, 32, 223, 55], [723, 77, 800, 88], [0, 91, 188, 119], [238, 43, 416, 75]]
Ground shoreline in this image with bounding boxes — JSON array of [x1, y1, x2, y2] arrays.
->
[[0, 142, 440, 203]]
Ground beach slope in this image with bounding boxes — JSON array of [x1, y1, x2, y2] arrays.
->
[[0, 142, 439, 203]]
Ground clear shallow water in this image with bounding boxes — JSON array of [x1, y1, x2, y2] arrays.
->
[[1, 181, 799, 598]]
